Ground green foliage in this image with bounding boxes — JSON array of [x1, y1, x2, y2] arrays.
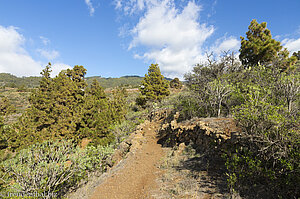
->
[[135, 94, 147, 108], [0, 97, 16, 116], [0, 139, 114, 197], [226, 99, 299, 197], [239, 19, 297, 71], [172, 92, 207, 121], [170, 77, 182, 89], [222, 64, 300, 197], [140, 64, 170, 102], [0, 117, 16, 156], [79, 79, 113, 146], [0, 117, 8, 151], [108, 87, 128, 124], [181, 31, 299, 197], [184, 52, 239, 117], [14, 64, 87, 148], [292, 51, 300, 60], [239, 19, 283, 68], [276, 72, 300, 113], [9, 64, 129, 151]]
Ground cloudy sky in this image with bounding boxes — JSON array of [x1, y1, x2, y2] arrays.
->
[[0, 0, 299, 78]]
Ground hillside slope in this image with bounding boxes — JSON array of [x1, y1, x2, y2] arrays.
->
[[0, 73, 144, 89]]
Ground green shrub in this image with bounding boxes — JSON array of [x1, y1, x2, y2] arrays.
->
[[224, 98, 300, 198], [0, 97, 16, 116], [110, 109, 146, 144], [135, 94, 147, 108], [173, 92, 208, 121], [0, 139, 114, 198], [170, 77, 182, 89]]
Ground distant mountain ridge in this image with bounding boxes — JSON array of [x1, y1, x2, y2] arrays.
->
[[0, 73, 144, 89], [0, 73, 174, 89], [86, 75, 144, 88], [0, 73, 42, 88]]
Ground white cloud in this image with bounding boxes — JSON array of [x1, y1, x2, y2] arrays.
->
[[37, 49, 60, 60], [115, 0, 122, 10], [116, 0, 242, 78], [0, 25, 71, 77], [121, 1, 214, 78], [282, 38, 300, 53], [115, 0, 161, 15], [211, 37, 240, 55], [85, 0, 95, 16], [40, 36, 50, 45], [51, 63, 72, 77], [0, 25, 43, 76]]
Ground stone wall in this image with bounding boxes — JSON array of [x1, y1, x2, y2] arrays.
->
[[158, 112, 241, 153]]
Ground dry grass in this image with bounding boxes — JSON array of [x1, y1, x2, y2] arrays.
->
[[151, 144, 234, 199]]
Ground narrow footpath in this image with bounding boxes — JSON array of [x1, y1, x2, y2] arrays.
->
[[90, 121, 165, 199]]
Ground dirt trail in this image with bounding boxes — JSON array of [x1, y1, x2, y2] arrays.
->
[[90, 121, 165, 199]]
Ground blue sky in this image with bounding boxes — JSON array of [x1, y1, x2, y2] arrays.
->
[[0, 0, 299, 78]]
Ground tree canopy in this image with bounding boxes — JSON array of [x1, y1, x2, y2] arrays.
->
[[10, 64, 127, 150], [170, 77, 182, 89], [140, 64, 170, 102], [239, 19, 295, 69]]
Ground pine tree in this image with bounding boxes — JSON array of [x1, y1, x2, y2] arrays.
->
[[48, 65, 87, 139], [0, 97, 16, 116], [15, 65, 88, 149], [170, 77, 182, 89], [79, 79, 113, 145], [140, 64, 170, 102], [109, 87, 128, 123], [293, 51, 300, 60], [239, 19, 292, 68], [28, 63, 55, 132], [13, 64, 131, 149]]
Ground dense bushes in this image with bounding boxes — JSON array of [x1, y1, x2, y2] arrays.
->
[[181, 55, 299, 197], [184, 52, 239, 118], [180, 54, 299, 197], [171, 20, 300, 198], [0, 139, 114, 198], [225, 101, 299, 197], [224, 65, 299, 197]]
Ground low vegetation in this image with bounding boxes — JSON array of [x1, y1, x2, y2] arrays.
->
[[1, 140, 114, 198]]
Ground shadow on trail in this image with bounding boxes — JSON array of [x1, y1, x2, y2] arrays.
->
[[156, 124, 230, 197], [175, 152, 229, 194], [156, 120, 273, 199]]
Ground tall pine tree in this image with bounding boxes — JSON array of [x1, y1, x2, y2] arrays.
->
[[79, 79, 113, 145], [239, 19, 296, 69], [140, 64, 170, 102], [15, 65, 88, 149]]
